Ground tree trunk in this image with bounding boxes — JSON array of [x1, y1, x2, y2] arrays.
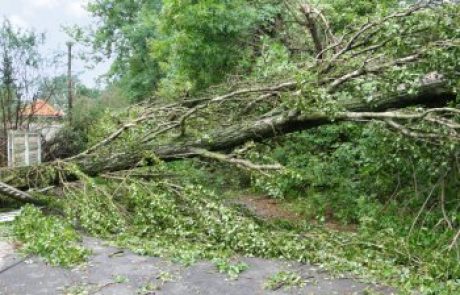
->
[[0, 78, 455, 196], [0, 181, 36, 203]]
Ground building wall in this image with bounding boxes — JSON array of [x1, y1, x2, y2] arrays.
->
[[29, 123, 63, 141], [7, 131, 42, 167]]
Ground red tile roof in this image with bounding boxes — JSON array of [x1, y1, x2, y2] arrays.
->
[[22, 99, 64, 118]]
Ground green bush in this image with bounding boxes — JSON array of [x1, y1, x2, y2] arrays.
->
[[253, 122, 459, 226]]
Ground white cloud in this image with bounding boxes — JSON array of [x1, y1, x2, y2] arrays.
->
[[1, 0, 107, 87], [9, 15, 29, 28], [65, 1, 89, 18], [32, 0, 60, 8]]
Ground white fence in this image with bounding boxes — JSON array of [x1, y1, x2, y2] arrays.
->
[[7, 131, 42, 167]]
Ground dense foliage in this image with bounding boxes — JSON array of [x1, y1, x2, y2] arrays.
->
[[83, 0, 162, 100], [82, 0, 459, 101]]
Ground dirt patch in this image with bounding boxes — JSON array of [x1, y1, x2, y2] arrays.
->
[[233, 195, 303, 222], [234, 195, 357, 233]]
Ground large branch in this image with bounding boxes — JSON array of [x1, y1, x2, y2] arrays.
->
[[0, 181, 36, 203], [0, 78, 455, 195]]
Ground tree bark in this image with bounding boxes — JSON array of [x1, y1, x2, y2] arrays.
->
[[0, 181, 36, 203], [0, 78, 455, 195]]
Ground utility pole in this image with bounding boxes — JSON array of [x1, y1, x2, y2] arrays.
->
[[67, 42, 73, 124]]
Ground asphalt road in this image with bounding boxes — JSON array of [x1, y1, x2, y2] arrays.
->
[[0, 237, 394, 295]]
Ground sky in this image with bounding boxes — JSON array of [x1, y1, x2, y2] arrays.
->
[[0, 0, 110, 88]]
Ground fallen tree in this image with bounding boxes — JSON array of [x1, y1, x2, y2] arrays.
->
[[0, 77, 455, 195], [0, 181, 35, 203], [0, 1, 458, 201], [2, 4, 459, 294]]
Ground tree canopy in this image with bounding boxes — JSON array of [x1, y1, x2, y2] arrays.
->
[[80, 0, 458, 101], [0, 19, 45, 132]]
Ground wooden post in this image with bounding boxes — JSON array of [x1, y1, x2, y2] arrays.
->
[[67, 42, 73, 124], [37, 134, 42, 164], [7, 131, 12, 167]]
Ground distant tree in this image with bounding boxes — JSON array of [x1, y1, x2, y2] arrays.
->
[[67, 0, 163, 101], [77, 0, 283, 100], [38, 75, 101, 110], [0, 18, 46, 135]]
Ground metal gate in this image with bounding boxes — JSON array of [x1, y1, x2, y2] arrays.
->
[[7, 131, 42, 167]]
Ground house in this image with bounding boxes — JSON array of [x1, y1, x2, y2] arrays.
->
[[21, 99, 65, 120], [21, 99, 65, 141]]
